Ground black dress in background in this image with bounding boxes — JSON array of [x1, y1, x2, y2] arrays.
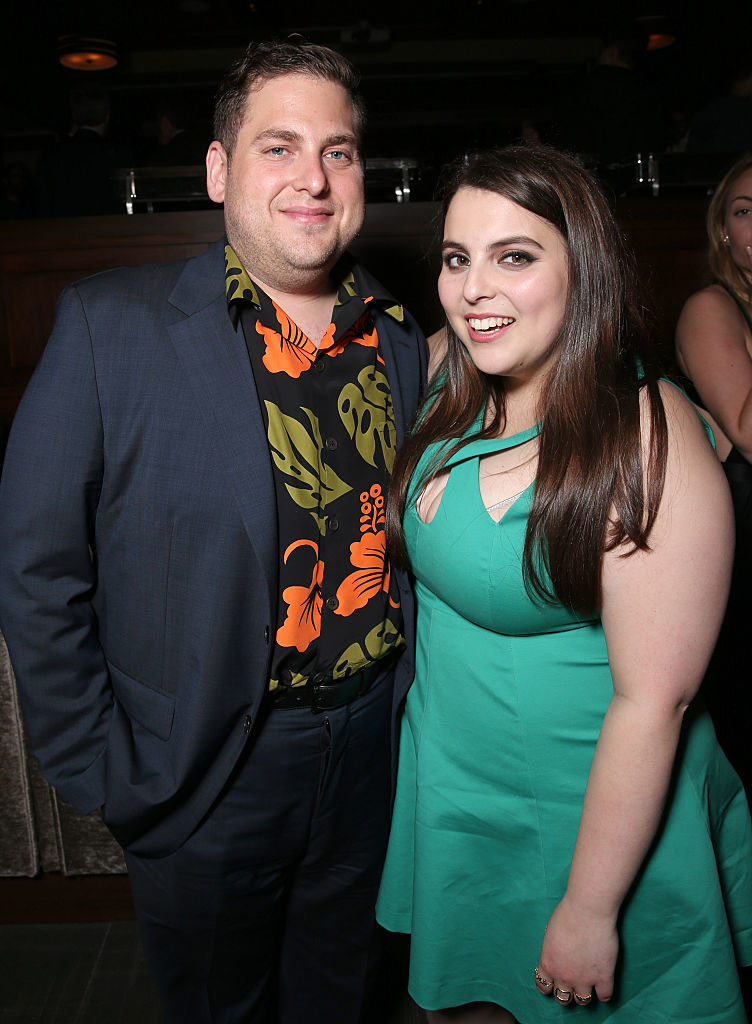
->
[[693, 285, 752, 801]]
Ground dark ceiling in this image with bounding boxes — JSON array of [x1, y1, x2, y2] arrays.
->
[[1, 0, 747, 181]]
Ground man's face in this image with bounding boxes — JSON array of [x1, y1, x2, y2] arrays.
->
[[206, 73, 365, 295]]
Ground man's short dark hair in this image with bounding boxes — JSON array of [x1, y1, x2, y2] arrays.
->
[[213, 38, 367, 157]]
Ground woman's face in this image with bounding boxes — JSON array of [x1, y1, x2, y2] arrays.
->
[[723, 168, 752, 280], [438, 186, 569, 392]]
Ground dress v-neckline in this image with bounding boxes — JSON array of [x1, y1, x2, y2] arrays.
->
[[412, 422, 541, 528]]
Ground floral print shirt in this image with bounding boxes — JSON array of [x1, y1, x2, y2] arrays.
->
[[225, 243, 405, 694]]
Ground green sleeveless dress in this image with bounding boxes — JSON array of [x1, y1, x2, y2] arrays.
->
[[376, 425, 752, 1022]]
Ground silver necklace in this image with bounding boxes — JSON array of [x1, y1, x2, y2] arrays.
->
[[485, 486, 528, 512]]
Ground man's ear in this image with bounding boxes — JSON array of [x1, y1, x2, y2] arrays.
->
[[206, 141, 228, 203]]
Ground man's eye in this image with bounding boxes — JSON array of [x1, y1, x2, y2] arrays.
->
[[267, 146, 287, 156], [326, 150, 351, 162]]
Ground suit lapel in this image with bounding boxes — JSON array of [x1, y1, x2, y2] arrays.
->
[[377, 313, 412, 447], [167, 243, 277, 589]]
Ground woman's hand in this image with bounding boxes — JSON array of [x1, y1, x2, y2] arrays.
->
[[535, 894, 618, 1007]]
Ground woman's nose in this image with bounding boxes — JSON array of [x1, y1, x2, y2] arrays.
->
[[462, 264, 495, 303]]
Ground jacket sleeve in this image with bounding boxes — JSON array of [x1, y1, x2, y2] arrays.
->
[[0, 284, 112, 814]]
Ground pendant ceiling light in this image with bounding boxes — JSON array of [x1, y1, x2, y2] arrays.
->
[[635, 15, 676, 51], [58, 35, 118, 70]]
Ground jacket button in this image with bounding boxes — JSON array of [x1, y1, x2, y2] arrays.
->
[[243, 714, 252, 734], [264, 625, 270, 643]]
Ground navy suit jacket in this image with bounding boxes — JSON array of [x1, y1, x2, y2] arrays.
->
[[0, 239, 427, 857]]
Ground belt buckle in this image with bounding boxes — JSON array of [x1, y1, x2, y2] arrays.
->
[[311, 672, 363, 714], [311, 682, 349, 714], [311, 686, 327, 714]]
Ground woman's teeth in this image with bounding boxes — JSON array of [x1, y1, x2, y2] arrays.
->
[[468, 316, 515, 331]]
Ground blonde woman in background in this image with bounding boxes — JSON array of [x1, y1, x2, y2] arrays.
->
[[676, 154, 752, 801]]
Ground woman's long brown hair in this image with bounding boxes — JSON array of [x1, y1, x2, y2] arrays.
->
[[386, 145, 668, 615]]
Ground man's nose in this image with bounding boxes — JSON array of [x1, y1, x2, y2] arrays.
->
[[293, 152, 328, 195]]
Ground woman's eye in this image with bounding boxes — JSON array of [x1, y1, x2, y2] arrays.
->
[[734, 207, 751, 217], [501, 250, 534, 266], [444, 253, 470, 269]]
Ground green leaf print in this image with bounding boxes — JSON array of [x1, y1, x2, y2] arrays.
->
[[333, 643, 366, 679], [265, 402, 351, 531], [338, 367, 396, 471], [364, 620, 404, 660], [332, 621, 404, 679]]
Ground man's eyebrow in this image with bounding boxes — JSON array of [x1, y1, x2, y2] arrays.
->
[[251, 128, 302, 145], [250, 129, 359, 149], [323, 133, 358, 147]]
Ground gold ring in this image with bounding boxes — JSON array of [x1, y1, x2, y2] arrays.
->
[[573, 992, 593, 1005], [554, 987, 573, 1004], [534, 967, 552, 988]]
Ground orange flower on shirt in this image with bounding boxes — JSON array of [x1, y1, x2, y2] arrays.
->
[[257, 303, 318, 378], [277, 539, 324, 652], [324, 320, 379, 360], [335, 529, 391, 617]]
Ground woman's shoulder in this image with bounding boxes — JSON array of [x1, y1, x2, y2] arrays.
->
[[675, 282, 750, 365], [654, 376, 707, 425], [646, 379, 724, 474], [679, 282, 737, 319]]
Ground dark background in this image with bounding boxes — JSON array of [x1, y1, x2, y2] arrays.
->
[[1, 0, 749, 200]]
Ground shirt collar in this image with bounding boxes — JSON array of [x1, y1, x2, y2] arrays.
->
[[224, 241, 404, 329]]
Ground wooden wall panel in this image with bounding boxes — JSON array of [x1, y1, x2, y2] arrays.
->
[[0, 197, 712, 422], [0, 211, 224, 418]]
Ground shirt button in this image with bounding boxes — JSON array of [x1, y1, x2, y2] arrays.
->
[[315, 359, 326, 374], [325, 436, 338, 451], [325, 595, 339, 611], [243, 714, 252, 734], [328, 517, 339, 532]]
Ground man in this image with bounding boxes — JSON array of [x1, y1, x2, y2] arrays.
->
[[150, 94, 208, 166], [549, 27, 664, 164], [37, 85, 131, 216], [687, 61, 752, 154], [0, 40, 426, 1023]]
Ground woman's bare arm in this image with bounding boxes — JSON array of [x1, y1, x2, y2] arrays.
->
[[537, 383, 734, 1001], [676, 284, 752, 461]]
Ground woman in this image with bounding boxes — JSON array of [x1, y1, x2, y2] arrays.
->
[[676, 154, 752, 469], [676, 154, 752, 792], [376, 146, 752, 1022]]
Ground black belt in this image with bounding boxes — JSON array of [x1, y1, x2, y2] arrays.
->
[[269, 654, 398, 713]]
